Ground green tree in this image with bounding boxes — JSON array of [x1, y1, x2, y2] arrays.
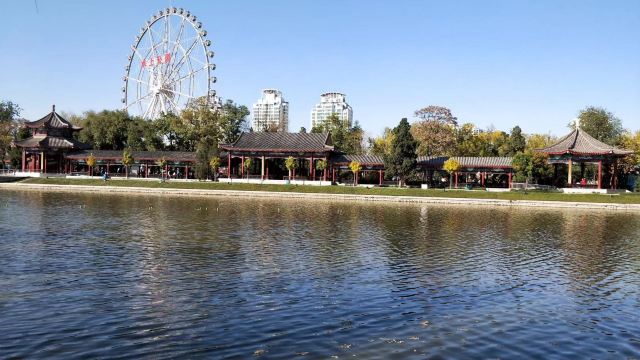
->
[[285, 156, 297, 179], [220, 99, 249, 144], [154, 112, 189, 151], [455, 123, 478, 156], [182, 98, 223, 179], [7, 121, 30, 168], [196, 139, 218, 179], [122, 147, 134, 178], [573, 106, 623, 145], [0, 101, 21, 122], [349, 160, 362, 186], [507, 125, 526, 155], [512, 151, 553, 184], [0, 101, 21, 166], [383, 118, 417, 187], [443, 158, 461, 189], [125, 117, 162, 151], [312, 113, 363, 155], [77, 110, 131, 150]]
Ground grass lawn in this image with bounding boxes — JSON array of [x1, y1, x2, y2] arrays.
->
[[18, 178, 640, 204]]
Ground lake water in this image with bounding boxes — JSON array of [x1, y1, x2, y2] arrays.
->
[[0, 189, 639, 359]]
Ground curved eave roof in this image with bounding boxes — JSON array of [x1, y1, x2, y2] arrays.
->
[[14, 136, 89, 150], [536, 128, 632, 156], [24, 110, 82, 130]]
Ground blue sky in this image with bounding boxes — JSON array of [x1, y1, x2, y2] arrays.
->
[[1, 0, 638, 137]]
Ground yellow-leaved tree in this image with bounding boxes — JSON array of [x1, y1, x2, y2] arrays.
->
[[443, 158, 460, 189]]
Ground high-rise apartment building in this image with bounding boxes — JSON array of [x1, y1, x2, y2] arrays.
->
[[251, 89, 289, 132], [310, 92, 353, 129]]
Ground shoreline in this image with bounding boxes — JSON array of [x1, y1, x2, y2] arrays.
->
[[2, 182, 640, 212]]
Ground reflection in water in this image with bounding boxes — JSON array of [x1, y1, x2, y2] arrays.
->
[[0, 190, 639, 358]]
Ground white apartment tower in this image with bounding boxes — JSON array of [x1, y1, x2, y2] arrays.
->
[[251, 89, 289, 132], [310, 92, 353, 129]]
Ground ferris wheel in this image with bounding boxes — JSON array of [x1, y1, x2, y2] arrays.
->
[[122, 7, 217, 120]]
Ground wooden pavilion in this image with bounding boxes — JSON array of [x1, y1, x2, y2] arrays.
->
[[536, 126, 632, 189], [221, 132, 334, 180], [13, 105, 89, 173]]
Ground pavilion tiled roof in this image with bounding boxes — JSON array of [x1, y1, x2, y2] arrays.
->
[[536, 127, 632, 156], [331, 154, 513, 169], [418, 156, 513, 168], [222, 132, 333, 152], [13, 136, 90, 150], [24, 106, 82, 130], [331, 154, 384, 165]]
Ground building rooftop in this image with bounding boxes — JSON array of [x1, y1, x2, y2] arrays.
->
[[222, 132, 333, 152], [24, 105, 82, 130]]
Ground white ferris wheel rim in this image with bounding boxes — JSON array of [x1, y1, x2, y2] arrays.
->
[[122, 7, 216, 120]]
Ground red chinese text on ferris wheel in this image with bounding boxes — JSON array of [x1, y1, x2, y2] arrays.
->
[[140, 53, 172, 68]]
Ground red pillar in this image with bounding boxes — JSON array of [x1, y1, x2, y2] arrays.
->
[[310, 157, 314, 180], [481, 172, 485, 187], [355, 171, 359, 185], [323, 167, 327, 182], [379, 170, 383, 186], [43, 155, 46, 173], [241, 156, 244, 177], [454, 172, 458, 188], [508, 172, 513, 189], [613, 160, 618, 190], [227, 154, 231, 178], [332, 168, 336, 183], [185, 165, 188, 179], [21, 150, 25, 172], [597, 160, 602, 189]]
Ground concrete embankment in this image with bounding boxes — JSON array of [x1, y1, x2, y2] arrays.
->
[[2, 182, 640, 212]]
